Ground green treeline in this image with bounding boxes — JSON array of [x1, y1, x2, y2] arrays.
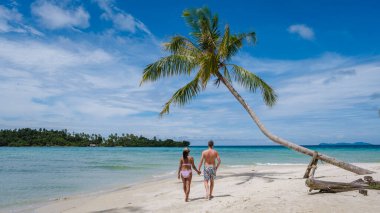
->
[[0, 128, 190, 147]]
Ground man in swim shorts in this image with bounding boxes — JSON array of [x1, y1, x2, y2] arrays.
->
[[198, 140, 221, 200]]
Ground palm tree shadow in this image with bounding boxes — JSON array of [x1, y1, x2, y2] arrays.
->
[[218, 170, 292, 185], [189, 194, 231, 201], [91, 206, 144, 213]]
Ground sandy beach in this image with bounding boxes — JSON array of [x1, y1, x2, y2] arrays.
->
[[25, 163, 380, 213]]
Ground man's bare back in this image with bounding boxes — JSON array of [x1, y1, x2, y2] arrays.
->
[[202, 149, 220, 167]]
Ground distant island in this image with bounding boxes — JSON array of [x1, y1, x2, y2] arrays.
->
[[0, 128, 190, 147], [319, 142, 374, 146]]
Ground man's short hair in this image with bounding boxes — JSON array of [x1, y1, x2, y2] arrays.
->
[[208, 140, 214, 147]]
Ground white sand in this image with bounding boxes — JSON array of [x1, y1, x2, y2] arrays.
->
[[28, 163, 380, 213]]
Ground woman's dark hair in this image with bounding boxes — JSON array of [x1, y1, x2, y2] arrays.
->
[[183, 150, 189, 159]]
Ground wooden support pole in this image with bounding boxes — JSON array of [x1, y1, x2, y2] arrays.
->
[[310, 165, 317, 178], [303, 151, 319, 178]]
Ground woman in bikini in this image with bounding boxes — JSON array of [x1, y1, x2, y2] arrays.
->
[[177, 147, 201, 202]]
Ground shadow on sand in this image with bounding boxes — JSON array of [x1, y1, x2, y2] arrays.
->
[[178, 170, 295, 185], [217, 170, 293, 185], [91, 206, 144, 213], [189, 194, 232, 201]]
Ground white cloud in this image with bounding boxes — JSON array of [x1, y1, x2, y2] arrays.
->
[[246, 56, 380, 143], [264, 63, 380, 118], [0, 34, 165, 133], [233, 52, 352, 75], [0, 38, 113, 72], [96, 0, 151, 34], [233, 53, 380, 119], [0, 5, 43, 35], [288, 24, 315, 40], [0, 36, 113, 114], [31, 0, 90, 30], [0, 5, 22, 32]]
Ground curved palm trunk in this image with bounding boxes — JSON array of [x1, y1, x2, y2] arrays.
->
[[216, 72, 374, 175]]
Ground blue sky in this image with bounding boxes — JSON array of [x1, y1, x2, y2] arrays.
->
[[0, 0, 379, 145]]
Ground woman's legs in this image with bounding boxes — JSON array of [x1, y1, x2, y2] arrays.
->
[[185, 174, 192, 202], [181, 176, 187, 200]]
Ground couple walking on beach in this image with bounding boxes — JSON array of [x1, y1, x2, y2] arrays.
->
[[177, 140, 221, 202]]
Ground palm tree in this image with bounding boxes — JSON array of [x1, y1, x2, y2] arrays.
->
[[140, 7, 373, 175]]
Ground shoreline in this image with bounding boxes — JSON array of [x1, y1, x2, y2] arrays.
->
[[3, 169, 177, 213], [1, 164, 307, 212], [10, 163, 380, 213]]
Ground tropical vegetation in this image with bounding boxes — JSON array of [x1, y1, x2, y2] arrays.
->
[[0, 128, 190, 147]]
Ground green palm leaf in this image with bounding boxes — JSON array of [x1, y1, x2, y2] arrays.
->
[[164, 35, 200, 55], [230, 64, 277, 106], [218, 25, 230, 59], [160, 77, 201, 116], [183, 7, 219, 51], [224, 32, 256, 60], [140, 54, 196, 85]]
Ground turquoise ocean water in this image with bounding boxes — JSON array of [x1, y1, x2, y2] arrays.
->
[[1, 146, 380, 210]]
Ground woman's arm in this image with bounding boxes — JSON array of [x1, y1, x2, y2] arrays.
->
[[191, 157, 201, 175], [177, 158, 182, 179]]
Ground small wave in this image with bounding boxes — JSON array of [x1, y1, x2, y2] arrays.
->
[[225, 165, 249, 168], [153, 170, 176, 178], [92, 165, 131, 170], [255, 163, 307, 166]]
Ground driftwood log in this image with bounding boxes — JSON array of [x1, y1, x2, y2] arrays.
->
[[305, 165, 380, 193]]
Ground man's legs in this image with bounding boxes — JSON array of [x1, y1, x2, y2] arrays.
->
[[209, 178, 214, 199], [203, 180, 210, 199]]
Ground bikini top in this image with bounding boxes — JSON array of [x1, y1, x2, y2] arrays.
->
[[182, 158, 191, 166]]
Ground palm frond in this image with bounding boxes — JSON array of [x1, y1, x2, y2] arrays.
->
[[222, 32, 256, 60], [160, 77, 201, 116], [198, 68, 212, 89], [164, 35, 200, 55], [183, 7, 219, 52], [182, 9, 200, 33], [218, 25, 230, 59], [211, 14, 219, 34], [230, 64, 277, 106], [140, 55, 196, 85], [182, 7, 211, 36], [198, 52, 219, 88]]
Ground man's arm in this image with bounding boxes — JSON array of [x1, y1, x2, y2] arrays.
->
[[198, 152, 204, 172], [215, 151, 221, 171]]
